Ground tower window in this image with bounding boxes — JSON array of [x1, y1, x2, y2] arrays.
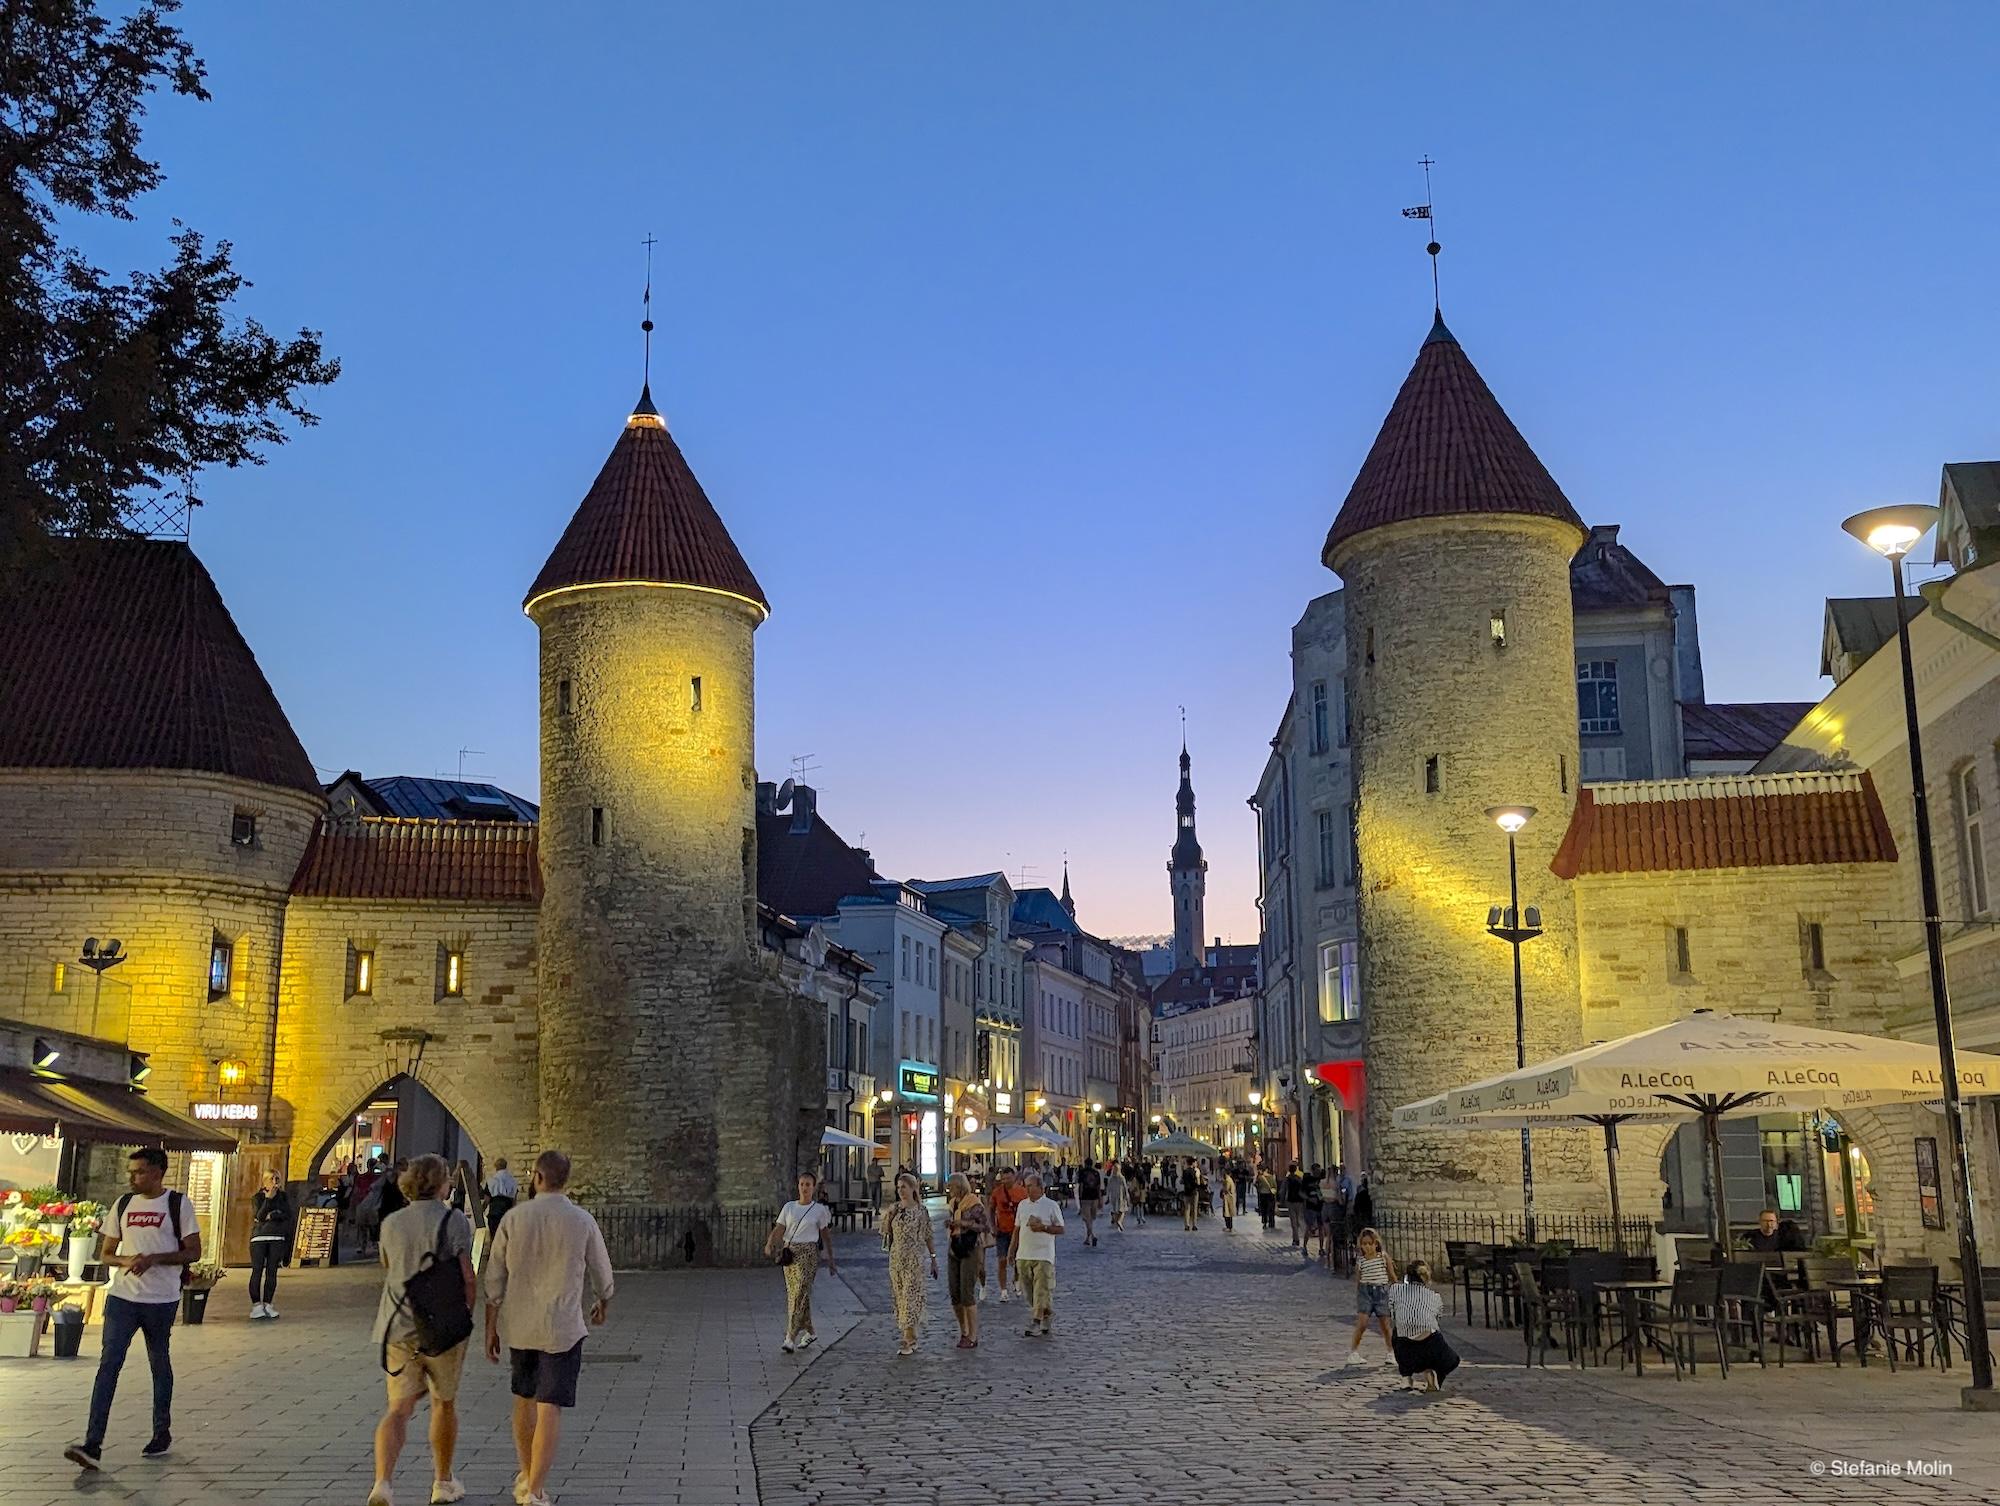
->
[[1802, 920, 1827, 976], [1491, 610, 1507, 649], [591, 806, 605, 846], [208, 934, 234, 999], [1670, 926, 1693, 979], [690, 675, 703, 713], [558, 679, 572, 715], [1560, 755, 1569, 794], [1424, 755, 1440, 794], [348, 944, 375, 998], [439, 947, 465, 999], [231, 809, 258, 847]]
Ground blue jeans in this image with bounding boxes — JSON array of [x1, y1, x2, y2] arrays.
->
[[86, 1295, 176, 1448]]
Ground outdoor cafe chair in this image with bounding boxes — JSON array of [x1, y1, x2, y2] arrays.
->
[[1773, 1257, 1858, 1365], [1463, 1244, 1504, 1328], [1635, 1268, 1730, 1380], [1444, 1241, 1471, 1317], [1939, 1266, 2000, 1354], [1515, 1262, 1582, 1369], [1716, 1258, 1770, 1368], [1874, 1265, 1951, 1372]]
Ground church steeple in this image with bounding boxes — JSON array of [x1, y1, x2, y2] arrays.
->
[[1060, 860, 1075, 918], [1168, 734, 1207, 970]]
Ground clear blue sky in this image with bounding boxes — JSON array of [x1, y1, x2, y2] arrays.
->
[[117, 4, 1999, 939]]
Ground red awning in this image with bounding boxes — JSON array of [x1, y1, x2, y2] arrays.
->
[[1315, 1060, 1366, 1112]]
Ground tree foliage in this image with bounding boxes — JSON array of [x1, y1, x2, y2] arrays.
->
[[1, 0, 337, 562]]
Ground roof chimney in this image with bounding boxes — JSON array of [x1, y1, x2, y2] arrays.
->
[[789, 783, 817, 835]]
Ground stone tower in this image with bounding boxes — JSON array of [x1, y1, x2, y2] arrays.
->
[[526, 383, 816, 1212], [1168, 740, 1207, 970], [1324, 314, 1595, 1218]]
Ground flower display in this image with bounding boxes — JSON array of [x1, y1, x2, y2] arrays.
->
[[2, 1226, 61, 1249]]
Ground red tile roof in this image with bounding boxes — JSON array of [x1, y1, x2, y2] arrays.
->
[[292, 818, 543, 902], [1324, 315, 1585, 560], [524, 388, 768, 613], [1549, 773, 1898, 879], [0, 538, 319, 795]]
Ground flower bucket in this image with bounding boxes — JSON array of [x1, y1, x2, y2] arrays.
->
[[12, 1253, 40, 1279], [67, 1234, 96, 1272], [0, 1296, 16, 1314], [180, 1287, 210, 1325], [30, 1295, 49, 1315]]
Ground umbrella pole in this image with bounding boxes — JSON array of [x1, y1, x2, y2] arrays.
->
[[1602, 1121, 1624, 1253], [1704, 1109, 1731, 1253]]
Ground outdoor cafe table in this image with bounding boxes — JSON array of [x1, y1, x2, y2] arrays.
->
[[1826, 1277, 1883, 1365], [1596, 1279, 1673, 1377]]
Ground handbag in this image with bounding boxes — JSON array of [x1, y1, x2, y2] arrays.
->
[[777, 1246, 796, 1267]]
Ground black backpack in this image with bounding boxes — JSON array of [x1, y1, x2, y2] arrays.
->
[[1078, 1166, 1101, 1199], [381, 1206, 473, 1371], [113, 1190, 192, 1288]]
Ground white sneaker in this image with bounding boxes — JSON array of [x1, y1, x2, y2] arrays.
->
[[797, 1330, 817, 1350], [264, 1303, 280, 1319], [1342, 1348, 1364, 1367], [429, 1480, 465, 1505], [366, 1484, 394, 1506], [523, 1494, 552, 1506], [249, 1303, 264, 1319], [781, 1335, 796, 1353]]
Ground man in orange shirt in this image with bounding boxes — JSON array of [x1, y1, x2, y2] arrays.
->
[[988, 1168, 1029, 1303]]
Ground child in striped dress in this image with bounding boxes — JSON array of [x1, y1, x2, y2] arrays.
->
[[1342, 1226, 1398, 1365]]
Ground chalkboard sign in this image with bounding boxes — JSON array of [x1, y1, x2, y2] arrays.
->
[[292, 1206, 338, 1266]]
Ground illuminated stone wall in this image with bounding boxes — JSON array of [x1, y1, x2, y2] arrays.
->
[[531, 583, 820, 1206], [0, 769, 319, 1115], [1336, 514, 1598, 1216]]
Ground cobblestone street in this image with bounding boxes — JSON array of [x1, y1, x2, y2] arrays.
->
[[2, 1216, 1998, 1504]]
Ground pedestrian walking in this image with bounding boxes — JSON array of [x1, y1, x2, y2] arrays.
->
[[1075, 1158, 1103, 1245], [1010, 1171, 1065, 1338], [64, 1147, 199, 1472], [1130, 1158, 1149, 1227], [1232, 1158, 1251, 1218], [1302, 1165, 1325, 1261], [1343, 1226, 1398, 1366], [944, 1173, 989, 1348], [1103, 1160, 1129, 1233], [866, 1156, 886, 1212], [1217, 1161, 1237, 1232], [1255, 1167, 1278, 1230], [765, 1171, 837, 1352], [368, 1155, 475, 1506], [883, 1173, 937, 1356], [1180, 1161, 1199, 1231], [988, 1167, 1027, 1302], [1348, 1176, 1374, 1252], [483, 1149, 615, 1506], [1389, 1261, 1459, 1392], [1282, 1163, 1305, 1248], [248, 1168, 291, 1319], [483, 1158, 520, 1238], [1325, 1178, 1349, 1273], [379, 1159, 411, 1224]]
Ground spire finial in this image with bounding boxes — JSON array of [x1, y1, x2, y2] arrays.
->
[[1180, 703, 1187, 754], [640, 232, 657, 389], [1402, 155, 1442, 315]]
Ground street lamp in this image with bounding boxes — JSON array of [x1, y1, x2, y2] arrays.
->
[[77, 937, 127, 1036], [1484, 804, 1543, 1243], [1843, 502, 1992, 1399]]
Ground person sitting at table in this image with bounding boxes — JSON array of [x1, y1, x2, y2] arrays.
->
[[1744, 1210, 1808, 1253]]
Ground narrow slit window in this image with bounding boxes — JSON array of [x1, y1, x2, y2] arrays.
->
[[1424, 755, 1440, 794], [1672, 926, 1692, 977], [1560, 755, 1569, 794], [349, 945, 375, 998], [1804, 921, 1826, 974], [209, 934, 234, 999], [1490, 610, 1507, 648], [558, 679, 573, 715], [690, 675, 703, 712], [591, 806, 605, 846], [441, 948, 464, 999]]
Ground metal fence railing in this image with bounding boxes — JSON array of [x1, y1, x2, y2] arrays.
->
[[580, 1204, 779, 1269], [1372, 1210, 1656, 1272]]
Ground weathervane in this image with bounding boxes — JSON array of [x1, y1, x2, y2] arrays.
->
[[1401, 155, 1442, 313], [640, 232, 657, 387]]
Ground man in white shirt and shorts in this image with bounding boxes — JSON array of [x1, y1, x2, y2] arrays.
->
[[1009, 1172, 1065, 1338]]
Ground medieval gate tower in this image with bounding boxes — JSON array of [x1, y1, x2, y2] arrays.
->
[[1326, 315, 1597, 1218], [526, 384, 818, 1212]]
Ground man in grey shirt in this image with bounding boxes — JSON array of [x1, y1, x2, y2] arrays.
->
[[484, 1149, 613, 1506]]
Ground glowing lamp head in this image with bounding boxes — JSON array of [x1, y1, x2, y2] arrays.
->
[[218, 1057, 248, 1087], [1842, 504, 1938, 560], [1090, 1101, 1104, 1113], [878, 1088, 893, 1104], [1486, 804, 1535, 834], [1249, 1089, 1262, 1105]]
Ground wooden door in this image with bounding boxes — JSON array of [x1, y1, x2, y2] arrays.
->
[[223, 1143, 289, 1265]]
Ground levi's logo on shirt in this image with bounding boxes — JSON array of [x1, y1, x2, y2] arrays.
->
[[126, 1210, 167, 1229]]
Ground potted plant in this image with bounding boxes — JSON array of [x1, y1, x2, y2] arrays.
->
[[181, 1261, 226, 1324], [65, 1202, 104, 1272], [38, 1199, 74, 1244], [0, 1278, 20, 1314], [2, 1222, 59, 1278], [25, 1276, 58, 1315]]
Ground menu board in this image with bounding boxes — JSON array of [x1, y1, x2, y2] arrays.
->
[[292, 1206, 338, 1265]]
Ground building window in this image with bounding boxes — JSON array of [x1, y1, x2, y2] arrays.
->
[[1670, 926, 1693, 980], [348, 945, 375, 999], [1491, 610, 1507, 648], [901, 936, 911, 980], [690, 675, 703, 713], [1802, 921, 1827, 977], [1960, 765, 1990, 916], [1560, 754, 1568, 794], [1424, 755, 1440, 794], [1346, 803, 1360, 885], [591, 806, 605, 846], [927, 946, 937, 989], [50, 961, 66, 994], [1317, 940, 1361, 1023], [440, 947, 465, 999], [231, 810, 258, 848], [1315, 810, 1338, 889], [208, 934, 233, 999], [1577, 661, 1621, 735], [558, 678, 572, 715], [1309, 682, 1329, 755]]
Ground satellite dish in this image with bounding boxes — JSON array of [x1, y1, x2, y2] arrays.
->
[[775, 778, 796, 811]]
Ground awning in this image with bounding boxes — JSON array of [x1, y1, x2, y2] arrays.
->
[[0, 1070, 237, 1152]]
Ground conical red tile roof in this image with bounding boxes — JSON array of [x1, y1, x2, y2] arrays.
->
[[525, 387, 768, 614], [1323, 315, 1584, 562]]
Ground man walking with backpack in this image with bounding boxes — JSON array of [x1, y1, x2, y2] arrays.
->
[[484, 1149, 613, 1506], [65, 1147, 200, 1471], [369, 1156, 475, 1506]]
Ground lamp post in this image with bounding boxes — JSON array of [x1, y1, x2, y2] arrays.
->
[[1843, 503, 1993, 1399], [1484, 805, 1543, 1243], [77, 937, 127, 1037]]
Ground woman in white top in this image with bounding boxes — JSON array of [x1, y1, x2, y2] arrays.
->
[[1343, 1226, 1398, 1365], [1387, 1260, 1459, 1391], [764, 1173, 837, 1353]]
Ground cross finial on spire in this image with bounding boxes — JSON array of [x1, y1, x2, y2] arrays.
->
[[641, 232, 657, 389], [1180, 703, 1187, 753], [1402, 156, 1442, 314]]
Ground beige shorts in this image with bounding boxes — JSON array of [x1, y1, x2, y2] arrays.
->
[[385, 1339, 468, 1405], [1018, 1258, 1054, 1310]]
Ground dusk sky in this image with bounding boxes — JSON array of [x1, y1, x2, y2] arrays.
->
[[110, 4, 1998, 941]]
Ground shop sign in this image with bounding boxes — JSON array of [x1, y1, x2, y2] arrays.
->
[[898, 1063, 940, 1101], [190, 1101, 259, 1122]]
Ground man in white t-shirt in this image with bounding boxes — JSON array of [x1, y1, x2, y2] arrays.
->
[[65, 1147, 202, 1472], [1009, 1172, 1064, 1338]]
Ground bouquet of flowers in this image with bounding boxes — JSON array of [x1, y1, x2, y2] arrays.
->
[[67, 1201, 105, 1236], [186, 1260, 227, 1288], [1, 1225, 60, 1250]]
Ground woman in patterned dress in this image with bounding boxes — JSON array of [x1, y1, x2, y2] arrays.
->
[[883, 1172, 936, 1357]]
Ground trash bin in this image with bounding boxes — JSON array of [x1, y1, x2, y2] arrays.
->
[[51, 1308, 84, 1358], [180, 1287, 211, 1325]]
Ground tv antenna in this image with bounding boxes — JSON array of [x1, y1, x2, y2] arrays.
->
[[456, 747, 486, 781]]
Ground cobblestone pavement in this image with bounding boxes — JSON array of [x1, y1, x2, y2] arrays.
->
[[753, 1216, 2000, 1505], [4, 1221, 1998, 1504]]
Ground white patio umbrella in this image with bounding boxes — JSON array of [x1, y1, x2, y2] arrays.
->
[[1143, 1131, 1222, 1159], [820, 1126, 874, 1150], [1413, 1012, 2000, 1241], [950, 1123, 1069, 1156]]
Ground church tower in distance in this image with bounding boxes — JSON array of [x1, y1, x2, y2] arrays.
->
[[526, 383, 816, 1217], [1325, 314, 1596, 1219], [1168, 740, 1207, 971]]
